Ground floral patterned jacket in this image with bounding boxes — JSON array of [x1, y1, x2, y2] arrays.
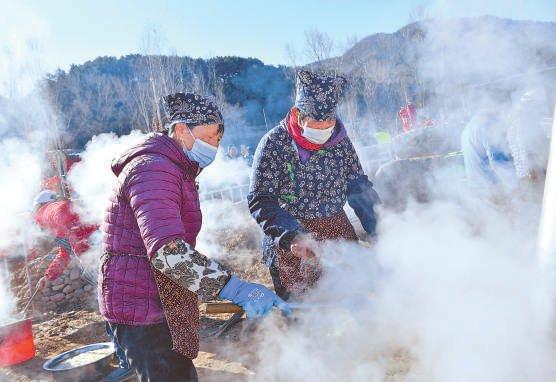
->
[[248, 120, 380, 266]]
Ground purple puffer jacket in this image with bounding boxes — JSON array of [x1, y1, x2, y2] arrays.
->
[[98, 133, 202, 325]]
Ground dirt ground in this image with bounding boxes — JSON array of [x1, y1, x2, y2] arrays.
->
[[0, 209, 412, 381], [0, 235, 269, 382], [0, 309, 259, 382], [0, 264, 412, 382]]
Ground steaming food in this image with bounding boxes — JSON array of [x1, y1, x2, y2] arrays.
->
[[55, 348, 113, 370]]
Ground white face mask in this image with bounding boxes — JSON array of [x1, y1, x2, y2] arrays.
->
[[301, 124, 335, 144], [184, 127, 218, 168]]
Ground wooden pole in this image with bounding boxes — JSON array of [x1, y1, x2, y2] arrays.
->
[[201, 302, 243, 315], [20, 236, 35, 315]]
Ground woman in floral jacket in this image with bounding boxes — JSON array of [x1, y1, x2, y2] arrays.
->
[[248, 70, 380, 297]]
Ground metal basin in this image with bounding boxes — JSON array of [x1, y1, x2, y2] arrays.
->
[[43, 342, 115, 382]]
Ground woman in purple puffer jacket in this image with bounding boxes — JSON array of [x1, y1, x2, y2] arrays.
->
[[98, 93, 289, 382]]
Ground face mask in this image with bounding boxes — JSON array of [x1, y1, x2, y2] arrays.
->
[[301, 124, 335, 144], [184, 128, 218, 168]]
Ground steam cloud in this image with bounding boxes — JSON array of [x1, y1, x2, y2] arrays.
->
[[0, 1, 555, 380]]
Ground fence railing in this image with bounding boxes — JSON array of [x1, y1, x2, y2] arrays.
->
[[199, 183, 251, 205]]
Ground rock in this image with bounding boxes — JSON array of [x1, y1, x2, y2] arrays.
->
[[52, 278, 64, 286], [62, 285, 74, 294], [84, 285, 93, 292], [52, 284, 65, 292], [50, 293, 65, 302], [69, 268, 81, 281], [73, 288, 84, 297], [71, 280, 84, 290], [46, 302, 56, 310]]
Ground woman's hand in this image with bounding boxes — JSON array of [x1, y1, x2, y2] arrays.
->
[[218, 276, 291, 318], [290, 234, 317, 260]]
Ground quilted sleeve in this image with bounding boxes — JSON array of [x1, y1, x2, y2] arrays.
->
[[124, 157, 229, 299], [124, 157, 187, 257]]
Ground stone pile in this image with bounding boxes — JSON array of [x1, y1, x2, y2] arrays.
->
[[37, 257, 97, 312]]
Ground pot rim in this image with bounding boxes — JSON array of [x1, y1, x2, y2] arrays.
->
[[43, 342, 115, 372]]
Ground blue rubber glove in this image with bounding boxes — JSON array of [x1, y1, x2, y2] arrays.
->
[[219, 276, 291, 319]]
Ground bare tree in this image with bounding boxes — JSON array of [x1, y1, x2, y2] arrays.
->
[[304, 29, 335, 64], [130, 26, 185, 131], [207, 61, 224, 103], [285, 42, 299, 69]]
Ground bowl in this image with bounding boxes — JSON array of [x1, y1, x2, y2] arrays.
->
[[43, 342, 115, 382]]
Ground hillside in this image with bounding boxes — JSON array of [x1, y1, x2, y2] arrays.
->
[[33, 16, 556, 149]]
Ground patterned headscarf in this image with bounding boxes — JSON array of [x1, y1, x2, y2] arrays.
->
[[294, 70, 348, 121], [161, 92, 224, 126]]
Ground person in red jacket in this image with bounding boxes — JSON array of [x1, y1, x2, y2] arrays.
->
[[33, 188, 134, 381], [32, 191, 97, 287], [399, 103, 417, 133]]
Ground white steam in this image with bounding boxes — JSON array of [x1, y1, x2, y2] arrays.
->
[[0, 140, 42, 250], [0, 1, 62, 322], [68, 130, 147, 225], [0, 0, 53, 98], [198, 153, 251, 191], [68, 132, 256, 273], [238, 10, 556, 382], [248, 200, 555, 381]]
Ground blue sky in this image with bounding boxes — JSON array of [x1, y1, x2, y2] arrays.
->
[[2, 0, 556, 73]]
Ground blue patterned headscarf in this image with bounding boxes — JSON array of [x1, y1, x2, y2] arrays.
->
[[161, 92, 224, 126], [294, 70, 348, 121]]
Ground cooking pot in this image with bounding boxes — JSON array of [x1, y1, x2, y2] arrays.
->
[[0, 318, 36, 366]]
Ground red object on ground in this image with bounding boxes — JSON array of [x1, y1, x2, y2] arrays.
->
[[398, 103, 417, 133], [0, 319, 36, 366]]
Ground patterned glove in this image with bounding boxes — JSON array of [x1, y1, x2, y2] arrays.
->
[[218, 276, 291, 318]]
